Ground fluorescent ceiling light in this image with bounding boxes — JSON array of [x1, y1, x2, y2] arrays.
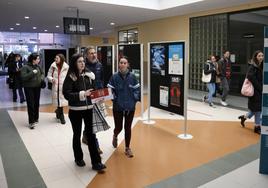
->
[[16, 23, 20, 26], [56, 25, 60, 28], [81, 0, 204, 10], [90, 27, 93, 30], [33, 27, 37, 29], [10, 27, 14, 30], [44, 29, 48, 32], [110, 22, 115, 25], [24, 16, 30, 19]]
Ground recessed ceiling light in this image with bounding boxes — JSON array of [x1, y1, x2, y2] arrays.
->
[[33, 27, 37, 29], [16, 23, 20, 26], [10, 28, 14, 30], [44, 29, 48, 32], [90, 27, 93, 30], [56, 25, 60, 28], [110, 22, 115, 25], [24, 16, 30, 19]]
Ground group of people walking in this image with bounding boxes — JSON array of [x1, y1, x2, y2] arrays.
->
[[202, 50, 264, 134], [14, 46, 140, 173]]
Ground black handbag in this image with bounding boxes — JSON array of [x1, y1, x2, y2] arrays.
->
[[47, 82, 52, 90], [41, 80, 46, 89]]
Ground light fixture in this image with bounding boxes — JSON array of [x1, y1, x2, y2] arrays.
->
[[16, 23, 20, 26], [90, 27, 93, 30], [24, 16, 30, 19], [110, 22, 115, 25], [33, 27, 37, 29], [44, 29, 48, 32], [56, 25, 60, 28], [10, 27, 14, 30]]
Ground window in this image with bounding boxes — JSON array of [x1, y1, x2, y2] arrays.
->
[[118, 28, 138, 44]]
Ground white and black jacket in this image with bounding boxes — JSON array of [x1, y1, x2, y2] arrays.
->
[[63, 70, 95, 110]]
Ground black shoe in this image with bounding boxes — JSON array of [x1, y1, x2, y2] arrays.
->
[[55, 109, 60, 119], [92, 163, 106, 173], [254, 126, 261, 134], [59, 114, 66, 124], [82, 135, 88, 145], [20, 99, 26, 103], [75, 160, 86, 167], [97, 148, 103, 155], [238, 115, 246, 127]]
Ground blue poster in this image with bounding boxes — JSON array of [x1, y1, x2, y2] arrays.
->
[[168, 44, 183, 75], [151, 45, 166, 76]]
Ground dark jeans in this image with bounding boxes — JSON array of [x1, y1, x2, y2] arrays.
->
[[24, 87, 41, 124], [13, 87, 25, 101], [221, 77, 230, 101], [83, 131, 99, 148], [69, 109, 101, 166], [113, 110, 135, 148]]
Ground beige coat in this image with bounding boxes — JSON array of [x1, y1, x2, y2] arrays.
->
[[47, 62, 69, 107]]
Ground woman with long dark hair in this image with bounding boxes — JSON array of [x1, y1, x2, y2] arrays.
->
[[108, 56, 140, 158], [47, 54, 69, 124], [238, 50, 264, 134], [63, 53, 106, 172], [21, 53, 44, 129]]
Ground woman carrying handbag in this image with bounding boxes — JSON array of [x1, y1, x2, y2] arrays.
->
[[202, 55, 217, 107], [238, 50, 264, 134]]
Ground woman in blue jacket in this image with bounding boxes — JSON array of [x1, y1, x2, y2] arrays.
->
[[108, 56, 140, 158]]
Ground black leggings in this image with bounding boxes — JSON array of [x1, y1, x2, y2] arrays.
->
[[113, 110, 135, 148], [69, 109, 101, 166]]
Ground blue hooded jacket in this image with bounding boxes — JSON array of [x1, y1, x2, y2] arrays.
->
[[108, 71, 140, 111]]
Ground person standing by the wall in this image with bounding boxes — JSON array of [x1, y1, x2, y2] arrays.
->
[[218, 50, 231, 106], [108, 56, 140, 158], [21, 53, 44, 129], [8, 54, 25, 103], [238, 50, 263, 134], [47, 54, 69, 124]]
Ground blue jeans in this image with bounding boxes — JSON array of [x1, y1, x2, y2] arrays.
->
[[206, 83, 215, 103], [246, 110, 262, 126]]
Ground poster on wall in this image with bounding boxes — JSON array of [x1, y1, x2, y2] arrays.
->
[[170, 77, 181, 107], [168, 44, 183, 75], [132, 69, 140, 82], [151, 44, 166, 76], [159, 86, 169, 107]]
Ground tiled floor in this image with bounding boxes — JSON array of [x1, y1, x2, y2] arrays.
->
[[199, 159, 268, 188], [0, 75, 267, 188]]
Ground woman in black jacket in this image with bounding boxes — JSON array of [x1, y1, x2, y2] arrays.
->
[[238, 50, 263, 134], [63, 53, 106, 173], [20, 53, 44, 129]]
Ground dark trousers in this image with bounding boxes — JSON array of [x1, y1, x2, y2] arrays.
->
[[13, 87, 25, 101], [113, 110, 135, 148], [69, 109, 101, 166], [24, 87, 41, 124]]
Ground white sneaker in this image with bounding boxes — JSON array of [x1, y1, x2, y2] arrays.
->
[[221, 100, 228, 106], [29, 123, 35, 129], [209, 103, 216, 108], [202, 95, 207, 102]]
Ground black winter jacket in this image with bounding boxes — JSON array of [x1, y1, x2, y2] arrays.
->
[[247, 63, 263, 112], [63, 71, 95, 110]]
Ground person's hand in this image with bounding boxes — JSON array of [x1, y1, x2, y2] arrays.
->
[[85, 89, 93, 97], [33, 69, 38, 74]]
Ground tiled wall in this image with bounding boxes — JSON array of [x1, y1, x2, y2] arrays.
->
[[260, 26, 268, 174]]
